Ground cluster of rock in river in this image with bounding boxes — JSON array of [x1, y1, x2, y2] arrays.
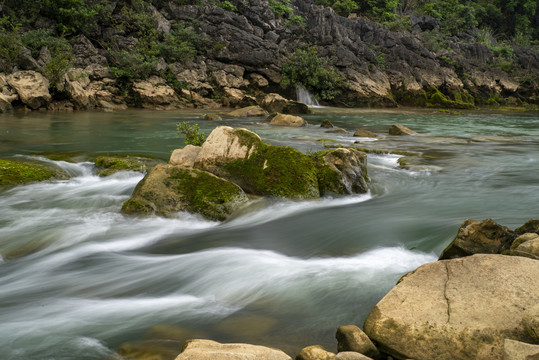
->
[[113, 121, 538, 360]]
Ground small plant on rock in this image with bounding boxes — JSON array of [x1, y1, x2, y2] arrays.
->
[[177, 121, 207, 146]]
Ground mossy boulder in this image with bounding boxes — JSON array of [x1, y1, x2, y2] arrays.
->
[[94, 155, 163, 176], [0, 158, 67, 186], [122, 164, 248, 221], [314, 148, 368, 196]]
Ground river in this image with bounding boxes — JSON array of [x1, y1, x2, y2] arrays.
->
[[0, 108, 538, 359]]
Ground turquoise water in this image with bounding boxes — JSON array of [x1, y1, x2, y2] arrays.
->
[[0, 108, 538, 359]]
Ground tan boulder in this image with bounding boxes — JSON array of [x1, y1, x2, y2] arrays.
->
[[64, 69, 96, 110], [133, 76, 181, 110], [169, 145, 201, 167], [222, 87, 256, 107], [249, 73, 269, 87], [267, 113, 307, 127], [175, 339, 292, 360], [353, 129, 379, 138], [336, 325, 379, 359], [388, 125, 418, 136], [363, 254, 539, 360], [503, 339, 539, 360], [213, 69, 247, 88], [296, 345, 335, 360], [7, 71, 51, 109], [121, 164, 248, 221], [439, 218, 515, 260], [224, 105, 268, 117], [194, 126, 262, 171]]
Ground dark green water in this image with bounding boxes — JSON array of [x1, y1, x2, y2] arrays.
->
[[0, 108, 537, 359]]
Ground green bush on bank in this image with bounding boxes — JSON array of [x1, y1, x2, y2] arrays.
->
[[281, 46, 344, 101]]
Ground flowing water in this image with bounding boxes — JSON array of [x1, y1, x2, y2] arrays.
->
[[0, 108, 538, 359]]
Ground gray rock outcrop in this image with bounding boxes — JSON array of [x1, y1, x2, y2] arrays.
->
[[363, 254, 539, 360]]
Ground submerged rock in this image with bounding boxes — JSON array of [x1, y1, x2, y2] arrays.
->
[[224, 105, 268, 117], [363, 254, 539, 360], [267, 113, 307, 127], [121, 165, 248, 221], [0, 158, 67, 186], [388, 125, 418, 136], [353, 129, 379, 138], [439, 218, 515, 260], [175, 339, 292, 360]]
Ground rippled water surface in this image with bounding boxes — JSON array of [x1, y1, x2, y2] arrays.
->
[[0, 108, 538, 359]]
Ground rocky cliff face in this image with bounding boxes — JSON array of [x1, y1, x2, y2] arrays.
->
[[0, 0, 537, 112]]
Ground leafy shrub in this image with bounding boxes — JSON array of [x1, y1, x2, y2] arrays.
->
[[0, 18, 22, 72], [281, 46, 344, 101], [177, 122, 207, 146], [109, 50, 156, 80], [158, 25, 202, 63]]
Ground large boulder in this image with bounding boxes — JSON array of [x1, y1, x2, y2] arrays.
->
[[121, 165, 248, 221], [363, 254, 539, 360], [194, 127, 320, 199], [336, 325, 379, 359], [439, 218, 515, 260], [267, 113, 307, 127], [7, 71, 51, 109], [315, 148, 368, 195], [175, 339, 292, 360]]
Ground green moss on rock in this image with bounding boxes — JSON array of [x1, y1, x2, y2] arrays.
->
[[95, 155, 163, 176], [427, 89, 475, 109], [224, 144, 320, 199], [0, 159, 59, 186]]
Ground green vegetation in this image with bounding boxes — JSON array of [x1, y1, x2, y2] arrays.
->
[[0, 159, 58, 186], [281, 46, 344, 101], [268, 0, 306, 27], [177, 122, 207, 146]]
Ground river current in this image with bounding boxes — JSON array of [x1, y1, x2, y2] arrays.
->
[[0, 108, 538, 359]]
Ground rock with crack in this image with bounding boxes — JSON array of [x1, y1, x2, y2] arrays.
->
[[363, 254, 539, 360]]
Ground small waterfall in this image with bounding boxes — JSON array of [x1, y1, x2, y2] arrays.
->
[[296, 84, 320, 107]]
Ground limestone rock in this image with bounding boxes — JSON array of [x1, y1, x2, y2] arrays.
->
[[523, 305, 539, 342], [388, 125, 418, 136], [336, 325, 379, 359], [261, 93, 311, 114], [335, 353, 374, 360], [7, 71, 51, 109], [64, 70, 96, 110], [95, 155, 163, 177], [0, 93, 13, 113], [267, 113, 307, 127], [121, 165, 248, 221], [296, 345, 336, 360], [363, 254, 539, 360], [503, 339, 539, 360], [133, 76, 181, 110], [439, 218, 515, 260], [194, 127, 320, 199], [325, 128, 348, 134], [175, 339, 292, 360], [169, 145, 201, 168], [203, 113, 222, 121], [515, 219, 539, 235], [222, 87, 256, 108], [320, 120, 334, 128], [249, 73, 269, 87], [224, 105, 268, 117], [316, 148, 368, 195], [353, 129, 379, 138]]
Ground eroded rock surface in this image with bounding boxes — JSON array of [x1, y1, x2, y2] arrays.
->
[[363, 254, 539, 360]]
